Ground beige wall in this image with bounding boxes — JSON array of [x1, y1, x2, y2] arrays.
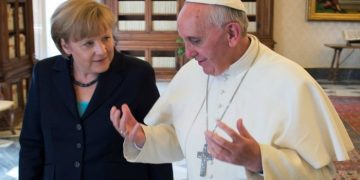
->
[[273, 0, 360, 68]]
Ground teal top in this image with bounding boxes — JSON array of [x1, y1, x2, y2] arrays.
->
[[77, 101, 89, 117]]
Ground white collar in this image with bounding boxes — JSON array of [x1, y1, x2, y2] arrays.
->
[[218, 34, 260, 80]]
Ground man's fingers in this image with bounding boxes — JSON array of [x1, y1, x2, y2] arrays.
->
[[110, 104, 139, 138], [216, 120, 242, 143], [205, 131, 231, 158], [129, 123, 140, 143], [121, 104, 133, 120], [236, 119, 252, 139], [120, 104, 130, 131], [129, 123, 139, 140], [110, 106, 117, 123], [120, 104, 138, 137], [110, 106, 121, 130]]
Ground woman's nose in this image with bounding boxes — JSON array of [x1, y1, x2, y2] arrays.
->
[[94, 41, 107, 54]]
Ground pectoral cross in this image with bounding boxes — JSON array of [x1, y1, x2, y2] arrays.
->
[[197, 144, 213, 177]]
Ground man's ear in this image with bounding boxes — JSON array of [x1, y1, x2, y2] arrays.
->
[[226, 22, 242, 47], [60, 38, 71, 55]]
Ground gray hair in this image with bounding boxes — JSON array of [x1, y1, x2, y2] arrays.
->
[[207, 5, 249, 36]]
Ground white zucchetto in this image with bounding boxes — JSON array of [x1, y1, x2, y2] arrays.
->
[[185, 0, 247, 12]]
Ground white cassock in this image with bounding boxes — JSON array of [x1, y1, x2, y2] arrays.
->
[[123, 35, 354, 180]]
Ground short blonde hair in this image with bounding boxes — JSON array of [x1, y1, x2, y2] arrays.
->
[[51, 0, 117, 56]]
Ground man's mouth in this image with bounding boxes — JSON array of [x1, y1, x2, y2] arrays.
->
[[196, 58, 206, 65]]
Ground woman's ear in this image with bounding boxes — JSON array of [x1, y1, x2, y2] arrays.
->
[[226, 22, 242, 47], [60, 38, 71, 55]]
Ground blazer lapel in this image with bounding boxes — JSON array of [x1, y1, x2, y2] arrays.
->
[[52, 57, 79, 119], [81, 52, 125, 119]]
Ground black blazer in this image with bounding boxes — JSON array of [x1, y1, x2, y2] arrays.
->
[[19, 51, 173, 180]]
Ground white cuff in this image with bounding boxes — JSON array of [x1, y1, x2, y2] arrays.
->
[[134, 142, 143, 151]]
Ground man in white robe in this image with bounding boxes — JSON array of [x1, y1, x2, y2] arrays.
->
[[110, 0, 354, 179]]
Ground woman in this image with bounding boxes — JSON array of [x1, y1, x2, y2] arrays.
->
[[19, 0, 173, 179]]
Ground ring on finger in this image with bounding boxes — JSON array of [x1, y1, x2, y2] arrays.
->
[[120, 129, 127, 136]]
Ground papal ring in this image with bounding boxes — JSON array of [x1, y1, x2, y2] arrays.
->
[[120, 130, 126, 136]]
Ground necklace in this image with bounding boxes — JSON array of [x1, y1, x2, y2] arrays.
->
[[72, 77, 98, 87], [70, 60, 98, 87], [196, 40, 259, 177]]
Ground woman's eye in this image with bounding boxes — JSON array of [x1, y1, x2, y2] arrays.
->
[[103, 36, 112, 41], [84, 41, 94, 47]]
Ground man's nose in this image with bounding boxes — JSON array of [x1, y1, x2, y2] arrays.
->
[[184, 43, 196, 59]]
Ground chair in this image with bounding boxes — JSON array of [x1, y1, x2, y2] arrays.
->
[[0, 100, 15, 135]]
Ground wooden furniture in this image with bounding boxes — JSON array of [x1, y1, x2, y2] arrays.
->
[[0, 100, 15, 134], [325, 44, 360, 82], [102, 0, 274, 81], [248, 0, 275, 49], [0, 0, 34, 130]]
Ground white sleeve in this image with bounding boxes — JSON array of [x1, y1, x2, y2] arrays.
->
[[246, 144, 335, 179], [123, 124, 183, 163], [122, 62, 199, 163], [253, 76, 352, 179]]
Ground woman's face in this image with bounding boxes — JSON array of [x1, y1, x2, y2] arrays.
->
[[61, 29, 115, 75]]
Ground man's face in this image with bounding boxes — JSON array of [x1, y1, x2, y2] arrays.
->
[[177, 4, 231, 76]]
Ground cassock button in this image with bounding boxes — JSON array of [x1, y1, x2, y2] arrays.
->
[[218, 104, 223, 109], [220, 90, 225, 94], [74, 161, 80, 168], [76, 143, 82, 149], [223, 73, 229, 80]]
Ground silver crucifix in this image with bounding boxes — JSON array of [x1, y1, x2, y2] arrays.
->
[[197, 143, 213, 177]]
